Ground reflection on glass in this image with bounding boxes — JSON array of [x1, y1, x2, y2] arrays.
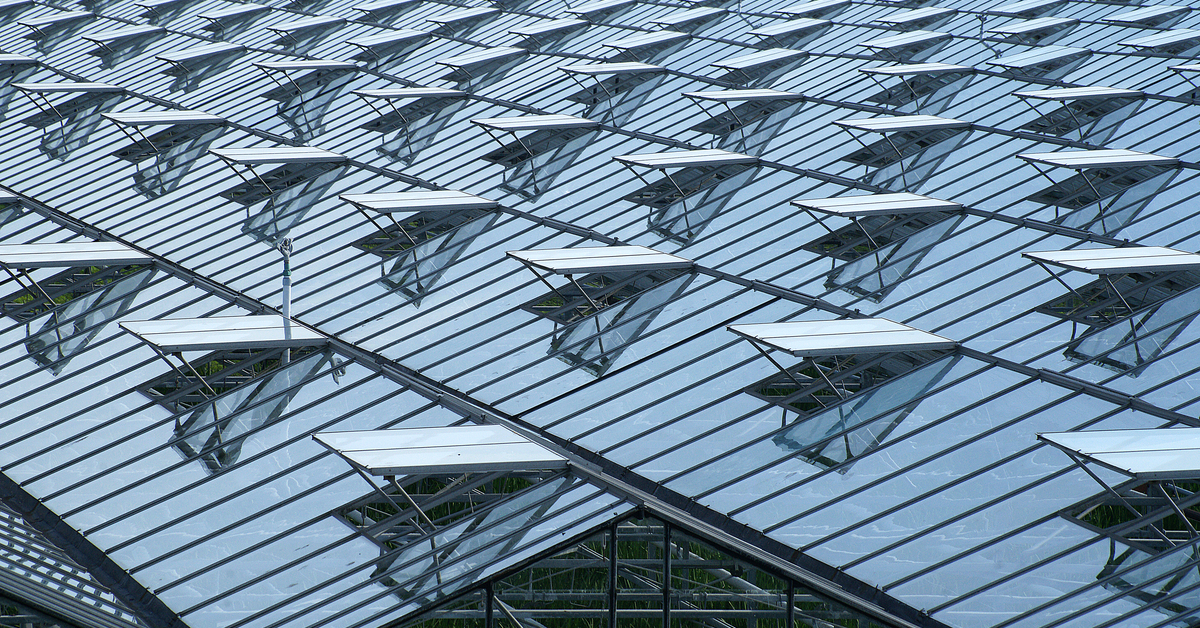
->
[[564, 71, 662, 127], [373, 210, 498, 305], [483, 129, 598, 201], [20, 91, 123, 160], [1098, 540, 1199, 617], [362, 98, 465, 165], [825, 213, 963, 302], [110, 124, 224, 199], [864, 72, 972, 116], [171, 349, 336, 473], [162, 46, 244, 93], [260, 67, 355, 141], [635, 166, 756, 243], [771, 354, 960, 473], [549, 272, 693, 377], [19, 267, 154, 376], [1020, 98, 1141, 144], [1066, 284, 1200, 376], [0, 60, 37, 122], [1049, 167, 1178, 236], [843, 128, 968, 192], [695, 101, 802, 153], [223, 162, 345, 245]]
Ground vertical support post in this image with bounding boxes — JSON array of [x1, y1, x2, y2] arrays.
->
[[786, 581, 795, 628], [608, 520, 618, 628], [278, 238, 293, 365], [485, 582, 495, 628], [662, 521, 671, 628]]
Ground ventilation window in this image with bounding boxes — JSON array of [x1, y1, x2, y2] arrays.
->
[[256, 60, 356, 141], [104, 110, 226, 199], [1014, 86, 1143, 141], [346, 29, 428, 64], [1043, 429, 1200, 553], [123, 316, 335, 472], [510, 246, 692, 325], [82, 25, 164, 68], [614, 149, 758, 242], [265, 15, 345, 51], [1024, 248, 1200, 374], [474, 115, 599, 200], [343, 191, 499, 301], [601, 31, 689, 63], [1120, 29, 1200, 57], [352, 0, 420, 23], [794, 193, 963, 301], [564, 0, 635, 24], [1170, 64, 1200, 100], [198, 4, 268, 39], [353, 87, 466, 164], [1019, 149, 1178, 234], [986, 45, 1091, 79], [320, 424, 568, 584], [510, 246, 694, 375], [860, 63, 972, 113], [650, 7, 726, 34], [0, 242, 154, 375], [709, 48, 806, 86], [856, 30, 950, 62], [684, 89, 802, 151], [210, 147, 348, 244], [15, 82, 124, 160], [1105, 5, 1190, 28], [156, 42, 245, 92], [873, 7, 955, 31], [777, 0, 849, 19], [426, 7, 498, 36], [435, 46, 527, 88], [510, 18, 588, 51], [135, 0, 197, 23], [0, 54, 37, 116], [745, 17, 829, 48], [18, 11, 94, 51], [730, 318, 957, 424], [834, 114, 969, 191], [559, 62, 664, 125], [985, 0, 1065, 19], [0, 0, 32, 20], [986, 17, 1077, 45]]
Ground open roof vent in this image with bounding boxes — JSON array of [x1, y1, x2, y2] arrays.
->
[[0, 242, 154, 376], [1025, 247, 1200, 374], [730, 318, 957, 425], [615, 149, 759, 243], [210, 147, 348, 244], [860, 63, 973, 114], [104, 110, 226, 199], [683, 89, 803, 152], [559, 62, 664, 125], [353, 87, 467, 164], [344, 191, 499, 304], [474, 114, 599, 200], [1014, 87, 1144, 143], [156, 42, 245, 92], [15, 82, 123, 160], [510, 246, 695, 376], [794, 193, 964, 302], [834, 114, 970, 191], [1019, 149, 1179, 235], [256, 60, 357, 141]]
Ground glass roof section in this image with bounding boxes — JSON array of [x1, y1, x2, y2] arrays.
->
[[5, 0, 1200, 624]]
